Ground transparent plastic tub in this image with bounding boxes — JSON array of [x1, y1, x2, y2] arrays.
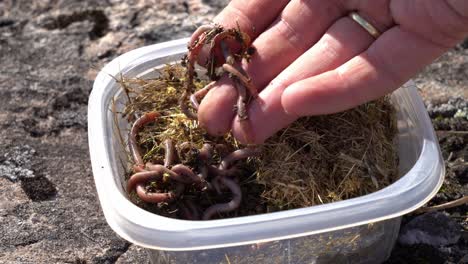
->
[[88, 38, 445, 264]]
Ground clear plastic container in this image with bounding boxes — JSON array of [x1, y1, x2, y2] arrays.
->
[[88, 38, 445, 264]]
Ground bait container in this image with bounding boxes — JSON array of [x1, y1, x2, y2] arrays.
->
[[88, 38, 445, 264]]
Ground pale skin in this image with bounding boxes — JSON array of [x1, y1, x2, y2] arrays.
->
[[196, 0, 468, 144]]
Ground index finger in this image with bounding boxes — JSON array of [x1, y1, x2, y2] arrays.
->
[[213, 0, 290, 39]]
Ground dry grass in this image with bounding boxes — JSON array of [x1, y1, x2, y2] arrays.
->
[[257, 98, 398, 210]]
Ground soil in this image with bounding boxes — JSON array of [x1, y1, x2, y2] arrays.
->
[[0, 0, 466, 263]]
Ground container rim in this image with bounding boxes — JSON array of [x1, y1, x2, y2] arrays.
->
[[88, 38, 445, 251]]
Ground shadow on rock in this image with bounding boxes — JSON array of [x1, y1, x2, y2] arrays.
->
[[20, 173, 57, 201]]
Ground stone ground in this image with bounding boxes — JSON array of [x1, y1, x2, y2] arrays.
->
[[0, 1, 466, 263]]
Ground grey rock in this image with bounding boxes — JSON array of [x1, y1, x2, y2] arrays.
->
[[0, 145, 36, 181], [399, 212, 462, 246], [426, 97, 468, 119], [0, 1, 224, 263], [116, 245, 151, 264]]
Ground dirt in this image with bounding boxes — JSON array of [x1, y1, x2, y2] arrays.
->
[[0, 0, 466, 263]]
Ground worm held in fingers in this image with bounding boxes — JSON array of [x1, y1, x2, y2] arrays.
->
[[234, 80, 248, 120], [210, 29, 252, 59], [222, 63, 258, 98], [189, 24, 216, 47], [189, 81, 217, 110]]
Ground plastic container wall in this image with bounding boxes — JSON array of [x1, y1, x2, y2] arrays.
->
[[147, 217, 401, 264], [88, 39, 445, 264]]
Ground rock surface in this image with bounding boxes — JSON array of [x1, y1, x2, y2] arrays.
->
[[398, 212, 461, 247], [0, 1, 466, 263]]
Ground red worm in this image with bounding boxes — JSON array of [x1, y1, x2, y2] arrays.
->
[[233, 79, 248, 120], [162, 139, 175, 168], [189, 81, 216, 110], [180, 32, 208, 120], [215, 144, 229, 159], [127, 169, 179, 203], [220, 148, 261, 170], [222, 63, 258, 98], [128, 165, 189, 203], [202, 177, 242, 220], [129, 112, 160, 170], [199, 143, 213, 162], [209, 29, 251, 59], [127, 169, 166, 192], [219, 40, 258, 98], [189, 24, 216, 48], [142, 163, 196, 185], [171, 164, 202, 184], [135, 184, 176, 203], [208, 165, 240, 178], [179, 199, 201, 220], [197, 143, 214, 180]]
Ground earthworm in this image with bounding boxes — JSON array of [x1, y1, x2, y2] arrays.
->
[[179, 91, 198, 120], [189, 81, 216, 110], [233, 79, 248, 120], [199, 143, 213, 162], [209, 168, 241, 194], [202, 177, 242, 220], [143, 163, 199, 185], [208, 165, 240, 177], [162, 139, 175, 168], [129, 112, 160, 170], [215, 144, 230, 159], [209, 29, 251, 59], [189, 24, 216, 47], [128, 168, 184, 203], [210, 176, 222, 194], [171, 164, 202, 184], [196, 143, 214, 180], [199, 165, 209, 181], [220, 41, 257, 143], [220, 40, 258, 98], [127, 168, 168, 191], [135, 184, 176, 203], [179, 199, 201, 220], [180, 29, 209, 120], [220, 147, 261, 170], [222, 63, 258, 98]]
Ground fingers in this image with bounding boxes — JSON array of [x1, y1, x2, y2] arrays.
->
[[391, 0, 468, 48], [213, 0, 289, 39], [229, 16, 376, 143], [199, 0, 345, 135], [193, 0, 289, 66], [281, 26, 447, 117], [198, 75, 238, 135]]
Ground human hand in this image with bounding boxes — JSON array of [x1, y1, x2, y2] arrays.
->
[[195, 0, 468, 144]]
